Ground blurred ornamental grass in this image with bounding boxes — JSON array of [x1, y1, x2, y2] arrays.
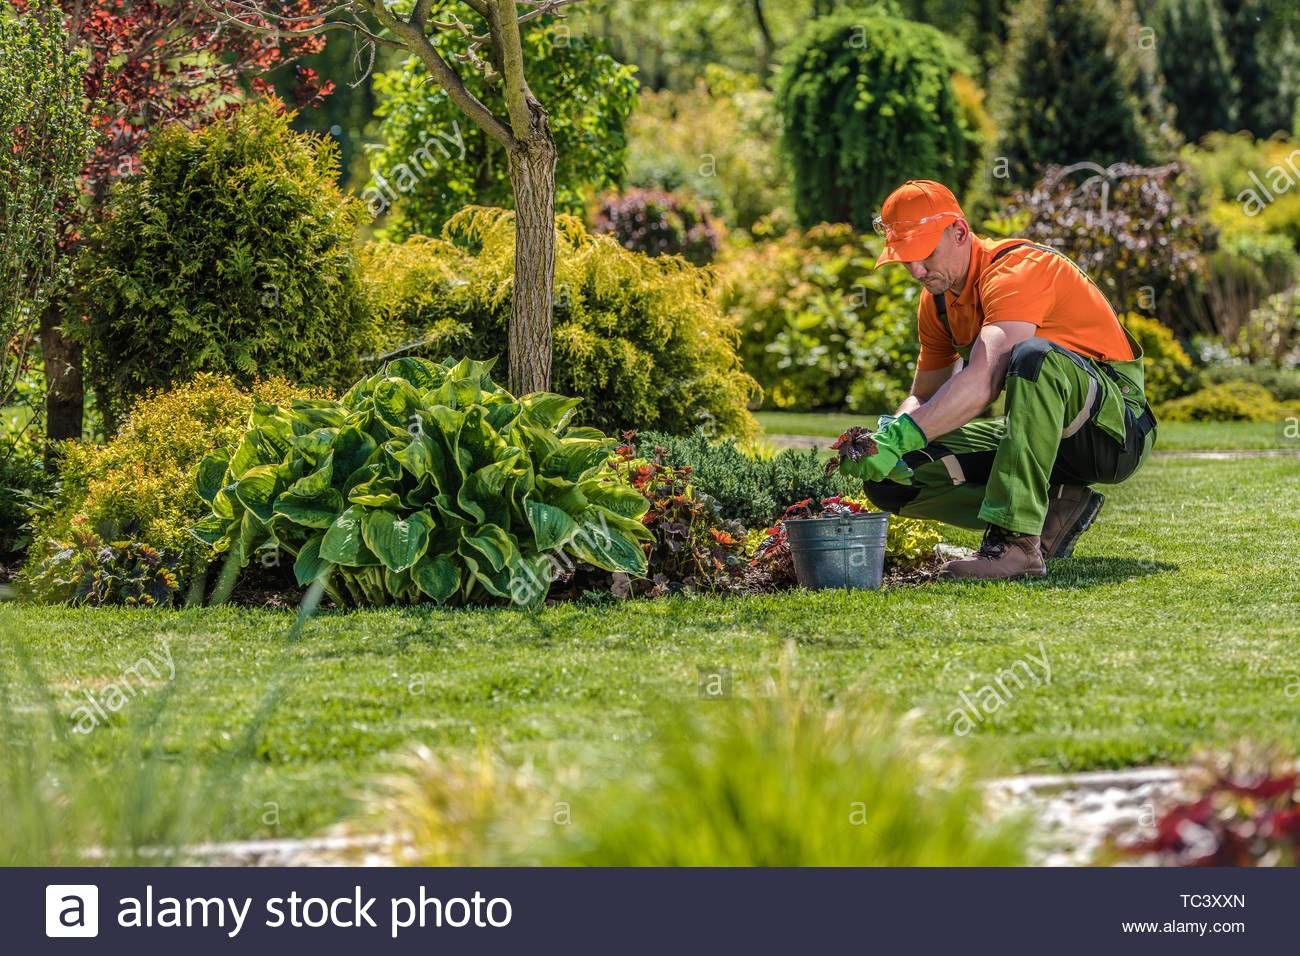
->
[[363, 652, 1030, 866]]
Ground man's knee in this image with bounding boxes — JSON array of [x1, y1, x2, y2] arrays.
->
[[861, 480, 918, 515], [1006, 337, 1055, 382]]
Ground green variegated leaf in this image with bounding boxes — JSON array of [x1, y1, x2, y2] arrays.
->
[[274, 489, 344, 529], [504, 553, 555, 608], [485, 400, 522, 434], [371, 377, 423, 436], [459, 549, 510, 599], [332, 425, 379, 492], [523, 392, 582, 429], [579, 478, 651, 520], [393, 434, 451, 493], [392, 435, 430, 478], [212, 484, 239, 520], [350, 492, 402, 509], [235, 465, 282, 522], [461, 523, 515, 573], [412, 553, 459, 603], [519, 424, 562, 465], [189, 513, 228, 546], [525, 499, 577, 550], [228, 433, 270, 480], [567, 506, 649, 575], [292, 427, 337, 466], [362, 509, 434, 572], [383, 356, 442, 390], [287, 452, 333, 497], [593, 505, 655, 542], [563, 426, 611, 441], [540, 439, 613, 480], [320, 506, 380, 567], [237, 509, 272, 564], [384, 565, 415, 600], [288, 399, 348, 431], [196, 452, 230, 504], [293, 535, 330, 586], [457, 457, 516, 526], [536, 474, 588, 515]]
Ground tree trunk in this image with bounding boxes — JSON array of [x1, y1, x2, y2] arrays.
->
[[506, 118, 557, 396], [38, 298, 83, 458], [751, 0, 775, 83]]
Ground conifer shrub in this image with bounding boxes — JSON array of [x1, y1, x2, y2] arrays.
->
[[776, 10, 984, 230], [76, 99, 374, 428]]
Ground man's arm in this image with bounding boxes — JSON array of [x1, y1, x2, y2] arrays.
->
[[907, 321, 1037, 440], [895, 361, 961, 416]]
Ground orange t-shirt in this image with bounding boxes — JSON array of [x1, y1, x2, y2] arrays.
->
[[915, 236, 1134, 372]]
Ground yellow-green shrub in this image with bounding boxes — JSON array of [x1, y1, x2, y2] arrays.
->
[[24, 375, 323, 586], [1156, 381, 1300, 422], [1121, 313, 1196, 405], [716, 224, 920, 412], [1182, 132, 1300, 246], [362, 207, 759, 438]]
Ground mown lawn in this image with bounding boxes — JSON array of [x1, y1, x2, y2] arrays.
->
[[755, 410, 1296, 451], [2, 443, 1298, 840]]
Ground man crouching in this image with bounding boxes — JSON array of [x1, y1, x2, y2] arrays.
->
[[837, 180, 1157, 580]]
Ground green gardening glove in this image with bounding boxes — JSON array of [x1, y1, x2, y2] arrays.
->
[[838, 413, 928, 482]]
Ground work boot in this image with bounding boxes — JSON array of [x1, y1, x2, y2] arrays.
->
[[1040, 485, 1105, 560], [939, 525, 1047, 581]]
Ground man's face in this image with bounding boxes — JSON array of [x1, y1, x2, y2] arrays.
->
[[902, 223, 969, 295]]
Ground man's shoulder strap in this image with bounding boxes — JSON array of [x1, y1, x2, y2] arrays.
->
[[927, 241, 1039, 349]]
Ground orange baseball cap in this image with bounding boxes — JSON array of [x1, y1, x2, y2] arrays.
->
[[873, 180, 965, 267]]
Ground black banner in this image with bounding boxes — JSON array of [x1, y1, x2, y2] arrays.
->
[[16, 867, 1286, 952]]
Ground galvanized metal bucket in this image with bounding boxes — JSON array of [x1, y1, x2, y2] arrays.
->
[[784, 512, 889, 591]]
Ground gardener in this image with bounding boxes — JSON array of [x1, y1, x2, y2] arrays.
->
[[839, 180, 1157, 580]]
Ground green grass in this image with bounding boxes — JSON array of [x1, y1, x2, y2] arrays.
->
[[754, 410, 1295, 451], [2, 452, 1298, 841]]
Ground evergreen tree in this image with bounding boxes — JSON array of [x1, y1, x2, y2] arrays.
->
[[1153, 0, 1238, 143], [1219, 0, 1299, 137], [992, 0, 1172, 189], [776, 10, 983, 229]]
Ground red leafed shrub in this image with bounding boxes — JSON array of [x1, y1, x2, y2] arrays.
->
[[609, 435, 747, 595], [1120, 755, 1300, 866], [12, 0, 330, 225], [592, 187, 722, 265]]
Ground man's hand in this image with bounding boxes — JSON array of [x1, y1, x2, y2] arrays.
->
[[833, 415, 928, 481]]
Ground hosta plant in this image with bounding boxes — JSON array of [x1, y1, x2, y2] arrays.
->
[[191, 357, 652, 608]]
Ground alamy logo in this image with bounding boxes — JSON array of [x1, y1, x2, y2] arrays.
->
[[46, 885, 99, 937]]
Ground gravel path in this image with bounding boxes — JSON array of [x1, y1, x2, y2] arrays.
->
[[986, 767, 1187, 867]]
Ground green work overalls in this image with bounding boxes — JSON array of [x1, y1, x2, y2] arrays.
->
[[862, 242, 1159, 536]]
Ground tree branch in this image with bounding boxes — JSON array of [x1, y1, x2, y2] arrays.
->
[[410, 0, 436, 29], [487, 0, 535, 138], [363, 0, 516, 149]]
